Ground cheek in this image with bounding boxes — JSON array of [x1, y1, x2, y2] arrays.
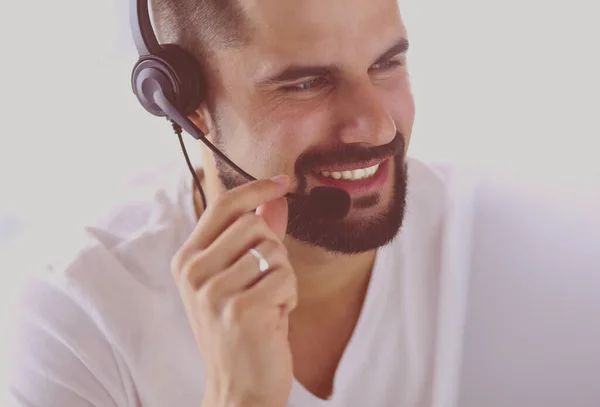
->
[[247, 98, 333, 163], [213, 108, 312, 179], [208, 91, 289, 175]]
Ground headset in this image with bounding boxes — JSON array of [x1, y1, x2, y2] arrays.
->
[[129, 0, 351, 218]]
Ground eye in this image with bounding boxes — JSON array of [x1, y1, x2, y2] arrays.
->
[[284, 77, 328, 92], [371, 59, 404, 71]]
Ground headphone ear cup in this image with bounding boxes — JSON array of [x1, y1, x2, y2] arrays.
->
[[157, 44, 206, 115], [131, 44, 205, 117]]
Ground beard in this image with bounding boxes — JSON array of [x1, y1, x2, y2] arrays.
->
[[213, 129, 408, 255]]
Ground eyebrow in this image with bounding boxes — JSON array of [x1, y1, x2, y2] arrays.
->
[[256, 37, 409, 86], [374, 37, 409, 64]]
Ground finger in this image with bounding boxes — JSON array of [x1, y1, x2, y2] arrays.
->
[[237, 265, 298, 313], [195, 239, 287, 295], [200, 212, 283, 275], [184, 175, 290, 254], [255, 195, 289, 242]]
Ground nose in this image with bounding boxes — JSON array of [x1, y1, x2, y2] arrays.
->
[[333, 79, 396, 146]]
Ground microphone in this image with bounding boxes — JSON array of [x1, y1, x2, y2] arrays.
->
[[288, 186, 351, 219], [153, 90, 352, 219]]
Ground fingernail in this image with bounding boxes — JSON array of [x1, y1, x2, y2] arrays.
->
[[270, 175, 289, 185]]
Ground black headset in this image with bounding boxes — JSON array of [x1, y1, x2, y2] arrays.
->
[[130, 0, 208, 118], [129, 0, 351, 218]]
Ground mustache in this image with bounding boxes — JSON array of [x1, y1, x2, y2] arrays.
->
[[295, 132, 405, 174]]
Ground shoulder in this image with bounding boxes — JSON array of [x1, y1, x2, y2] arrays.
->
[[42, 161, 195, 301], [404, 157, 482, 235], [28, 161, 196, 323], [6, 163, 198, 405]]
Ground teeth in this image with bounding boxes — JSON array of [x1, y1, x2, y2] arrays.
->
[[352, 169, 366, 179], [321, 163, 380, 180]]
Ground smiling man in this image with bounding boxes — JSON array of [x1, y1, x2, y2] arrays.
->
[[188, 0, 413, 256], [7, 0, 600, 406]]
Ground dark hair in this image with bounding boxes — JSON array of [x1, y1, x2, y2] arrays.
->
[[150, 0, 250, 70]]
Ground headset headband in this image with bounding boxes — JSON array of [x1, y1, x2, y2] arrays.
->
[[130, 0, 160, 55]]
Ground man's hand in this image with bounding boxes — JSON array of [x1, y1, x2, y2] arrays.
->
[[170, 175, 296, 407]]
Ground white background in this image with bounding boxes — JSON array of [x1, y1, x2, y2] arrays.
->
[[0, 0, 599, 387]]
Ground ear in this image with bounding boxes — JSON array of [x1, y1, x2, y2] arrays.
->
[[187, 102, 213, 137]]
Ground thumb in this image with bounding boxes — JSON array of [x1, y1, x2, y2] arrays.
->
[[255, 195, 289, 241]]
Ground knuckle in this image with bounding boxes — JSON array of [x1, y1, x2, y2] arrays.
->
[[223, 297, 249, 324], [265, 241, 290, 267], [175, 252, 208, 287], [259, 238, 280, 255], [280, 241, 289, 256], [277, 240, 290, 258], [269, 250, 287, 270], [258, 218, 280, 239], [171, 249, 198, 281], [288, 294, 298, 312], [286, 276, 298, 310], [269, 236, 287, 253], [282, 266, 297, 287], [256, 212, 274, 229], [183, 252, 205, 279], [197, 281, 221, 312], [170, 252, 185, 279], [265, 231, 287, 251], [270, 266, 291, 287], [283, 256, 294, 272], [290, 273, 298, 290], [199, 279, 217, 298], [279, 268, 297, 294]]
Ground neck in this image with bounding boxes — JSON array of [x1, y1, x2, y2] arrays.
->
[[284, 237, 377, 313]]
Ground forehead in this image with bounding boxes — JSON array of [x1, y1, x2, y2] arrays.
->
[[238, 0, 406, 66]]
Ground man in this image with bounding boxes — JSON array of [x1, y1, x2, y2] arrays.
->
[[7, 0, 600, 406]]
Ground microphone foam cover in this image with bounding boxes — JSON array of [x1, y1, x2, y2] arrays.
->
[[307, 187, 351, 219]]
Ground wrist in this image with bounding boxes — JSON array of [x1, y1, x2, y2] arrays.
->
[[202, 390, 258, 407]]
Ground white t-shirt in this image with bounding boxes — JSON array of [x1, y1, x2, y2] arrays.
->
[[5, 157, 599, 407]]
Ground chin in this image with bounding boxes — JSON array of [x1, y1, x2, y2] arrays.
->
[[286, 156, 408, 255]]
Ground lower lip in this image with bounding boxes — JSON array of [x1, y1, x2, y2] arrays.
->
[[310, 159, 390, 196]]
